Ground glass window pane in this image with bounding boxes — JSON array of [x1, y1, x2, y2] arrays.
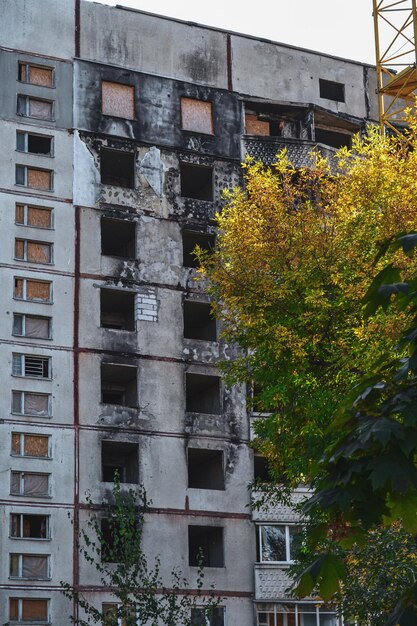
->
[[16, 165, 25, 185], [29, 98, 52, 120], [23, 473, 49, 496], [12, 391, 22, 413], [11, 514, 21, 537], [16, 133, 26, 151], [22, 555, 48, 579], [11, 433, 21, 454], [11, 472, 21, 494], [24, 393, 49, 416], [17, 94, 27, 115], [10, 554, 20, 576], [24, 316, 50, 339], [13, 315, 23, 335], [261, 526, 286, 561]]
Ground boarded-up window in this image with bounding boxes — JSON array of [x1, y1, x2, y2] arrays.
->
[[22, 598, 49, 620], [19, 62, 53, 87], [14, 278, 52, 302], [245, 113, 270, 136], [12, 391, 51, 417], [17, 95, 53, 120], [11, 471, 50, 496], [13, 314, 51, 339], [27, 167, 52, 190], [10, 554, 49, 579], [16, 205, 53, 228], [102, 81, 135, 119], [181, 97, 213, 135], [15, 240, 53, 264], [11, 433, 50, 458]]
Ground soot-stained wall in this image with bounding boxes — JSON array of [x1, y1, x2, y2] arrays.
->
[[74, 60, 242, 160]]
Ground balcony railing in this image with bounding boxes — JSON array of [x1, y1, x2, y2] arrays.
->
[[243, 136, 338, 167]]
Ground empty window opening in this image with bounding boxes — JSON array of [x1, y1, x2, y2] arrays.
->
[[11, 471, 50, 497], [186, 373, 221, 415], [101, 217, 135, 258], [10, 513, 49, 539], [101, 148, 135, 188], [11, 433, 50, 458], [101, 363, 137, 407], [10, 554, 50, 580], [100, 289, 135, 331], [18, 62, 53, 87], [13, 314, 51, 339], [16, 132, 53, 155], [12, 391, 51, 417], [184, 301, 216, 341], [102, 81, 135, 119], [315, 128, 351, 150], [16, 165, 53, 191], [319, 79, 345, 103], [14, 278, 52, 302], [102, 603, 136, 626], [9, 598, 49, 623], [188, 448, 224, 490], [17, 95, 53, 120], [15, 205, 53, 228], [257, 524, 301, 563], [254, 455, 273, 483], [12, 354, 51, 379], [102, 441, 138, 483], [183, 230, 215, 268], [191, 608, 225, 626], [15, 239, 53, 263], [181, 97, 214, 135], [101, 519, 130, 563], [188, 525, 224, 567], [180, 163, 213, 201]]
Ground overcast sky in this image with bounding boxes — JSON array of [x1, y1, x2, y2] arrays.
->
[[85, 0, 376, 64]]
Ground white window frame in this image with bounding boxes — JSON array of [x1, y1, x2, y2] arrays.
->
[[11, 390, 52, 417], [10, 471, 51, 497], [14, 239, 54, 264], [18, 62, 55, 88], [10, 513, 50, 540], [16, 94, 55, 120], [16, 131, 54, 157], [12, 353, 52, 379], [257, 604, 342, 626], [258, 524, 301, 564], [9, 553, 51, 580], [9, 597, 50, 624], [15, 205, 54, 229], [11, 433, 51, 459], [15, 165, 54, 191], [14, 277, 53, 303], [13, 313, 52, 340]]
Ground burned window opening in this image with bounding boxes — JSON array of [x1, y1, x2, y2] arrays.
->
[[315, 127, 351, 149], [101, 363, 137, 407], [184, 301, 216, 342], [101, 148, 135, 188], [101, 217, 136, 258], [319, 79, 345, 103], [102, 441, 138, 483], [186, 373, 221, 415], [100, 289, 135, 331], [180, 162, 213, 201], [188, 448, 224, 490], [182, 230, 215, 268], [188, 525, 224, 567]]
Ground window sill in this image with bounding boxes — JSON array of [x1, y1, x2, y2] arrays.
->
[[9, 576, 51, 581], [11, 454, 52, 460], [9, 536, 51, 541], [12, 335, 53, 341], [14, 184, 54, 193], [11, 375, 52, 381], [13, 298, 53, 305], [16, 149, 54, 158], [13, 259, 54, 266], [11, 412, 52, 419], [17, 113, 55, 122]]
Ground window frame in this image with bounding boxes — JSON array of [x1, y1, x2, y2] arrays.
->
[[11, 390, 52, 418], [10, 471, 51, 498], [12, 353, 52, 380], [15, 165, 54, 191], [18, 62, 55, 88], [16, 131, 54, 157], [12, 313, 52, 340], [16, 94, 55, 121], [10, 513, 50, 541], [258, 524, 301, 564], [15, 204, 54, 229], [256, 604, 341, 626], [14, 239, 54, 264], [11, 433, 51, 459], [9, 597, 50, 624], [9, 553, 51, 580], [14, 277, 53, 303]]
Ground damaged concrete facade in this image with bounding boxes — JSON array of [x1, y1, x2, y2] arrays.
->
[[0, 1, 378, 624]]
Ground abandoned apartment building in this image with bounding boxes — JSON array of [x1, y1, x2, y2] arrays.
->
[[0, 0, 380, 624]]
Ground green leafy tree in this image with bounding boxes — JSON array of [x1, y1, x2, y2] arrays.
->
[[61, 477, 219, 626]]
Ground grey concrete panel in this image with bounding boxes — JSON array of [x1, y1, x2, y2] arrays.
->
[[80, 2, 228, 89]]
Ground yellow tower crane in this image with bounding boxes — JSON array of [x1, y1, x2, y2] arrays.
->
[[373, 0, 417, 136]]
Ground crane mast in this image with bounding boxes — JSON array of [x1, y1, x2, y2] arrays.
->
[[373, 0, 417, 136]]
